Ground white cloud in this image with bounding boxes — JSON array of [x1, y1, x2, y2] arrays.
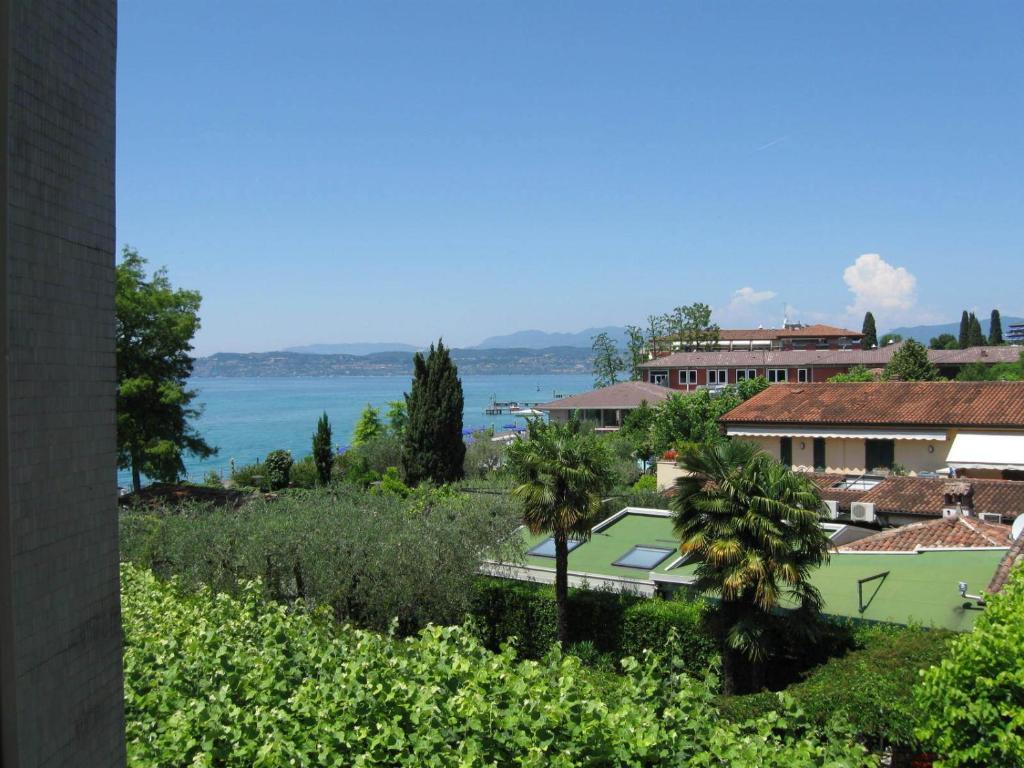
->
[[729, 286, 777, 309], [843, 253, 917, 316]]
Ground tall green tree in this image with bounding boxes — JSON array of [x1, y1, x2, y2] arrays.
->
[[645, 314, 668, 358], [591, 331, 624, 388], [883, 339, 940, 381], [401, 340, 466, 485], [668, 303, 720, 351], [958, 310, 970, 349], [505, 418, 615, 645], [860, 312, 878, 349], [352, 404, 382, 446], [670, 441, 830, 694], [619, 400, 657, 470], [989, 309, 1003, 345], [385, 400, 408, 436], [116, 247, 215, 492], [929, 333, 959, 350], [968, 313, 985, 347], [312, 412, 333, 485], [624, 324, 647, 381]]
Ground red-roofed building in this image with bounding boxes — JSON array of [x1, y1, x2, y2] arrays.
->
[[838, 516, 1012, 553], [536, 380, 673, 429]]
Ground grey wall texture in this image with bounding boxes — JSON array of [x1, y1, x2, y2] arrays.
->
[[1, 1, 124, 766]]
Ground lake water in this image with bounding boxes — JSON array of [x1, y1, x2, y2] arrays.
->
[[118, 373, 593, 486]]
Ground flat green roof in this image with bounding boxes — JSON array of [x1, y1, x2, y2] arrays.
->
[[510, 510, 1005, 630]]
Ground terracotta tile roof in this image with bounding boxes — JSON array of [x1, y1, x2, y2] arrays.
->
[[776, 324, 862, 338], [839, 516, 1012, 552], [536, 380, 673, 411], [817, 476, 1024, 520], [987, 535, 1024, 593], [719, 382, 1024, 428], [640, 344, 1017, 370]]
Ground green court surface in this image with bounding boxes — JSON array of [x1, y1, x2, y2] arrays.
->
[[512, 511, 1004, 630]]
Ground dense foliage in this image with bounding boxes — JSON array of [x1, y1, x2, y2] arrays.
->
[[402, 340, 466, 485], [828, 365, 877, 383], [353, 403, 383, 445], [263, 449, 293, 490], [122, 564, 874, 767], [914, 565, 1024, 766], [990, 309, 1004, 345], [116, 246, 214, 491], [883, 339, 940, 381], [591, 331, 624, 387], [671, 440, 831, 694], [720, 624, 952, 751], [956, 349, 1024, 382], [120, 486, 521, 634], [649, 378, 769, 454]]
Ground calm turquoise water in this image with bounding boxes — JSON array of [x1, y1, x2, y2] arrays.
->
[[118, 374, 592, 486]]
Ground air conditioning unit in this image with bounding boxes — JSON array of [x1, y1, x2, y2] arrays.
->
[[850, 502, 876, 523], [979, 512, 1003, 525], [822, 500, 840, 520]]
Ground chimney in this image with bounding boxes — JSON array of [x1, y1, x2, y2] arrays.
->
[[942, 481, 974, 518]]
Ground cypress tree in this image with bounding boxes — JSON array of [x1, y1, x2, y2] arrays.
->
[[990, 309, 1004, 345], [402, 339, 466, 486], [312, 411, 333, 485], [958, 310, 970, 349], [860, 312, 877, 349], [968, 313, 985, 347]]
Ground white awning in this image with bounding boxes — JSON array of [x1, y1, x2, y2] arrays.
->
[[946, 432, 1024, 471], [725, 426, 947, 441]]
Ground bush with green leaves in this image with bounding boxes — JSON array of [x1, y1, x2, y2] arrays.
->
[[719, 624, 952, 751], [120, 486, 522, 635], [463, 434, 505, 478], [288, 454, 319, 488], [263, 449, 293, 490], [229, 459, 264, 489], [122, 563, 874, 767], [914, 566, 1024, 766]]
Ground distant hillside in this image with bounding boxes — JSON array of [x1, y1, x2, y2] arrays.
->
[[476, 326, 628, 349], [193, 346, 593, 377], [887, 316, 1024, 344], [284, 342, 421, 355]]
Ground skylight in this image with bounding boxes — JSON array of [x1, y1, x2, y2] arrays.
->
[[613, 546, 675, 570], [527, 538, 584, 558], [832, 475, 884, 491]]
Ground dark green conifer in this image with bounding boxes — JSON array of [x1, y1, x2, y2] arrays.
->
[[402, 340, 466, 486], [312, 411, 333, 485], [990, 309, 1003, 345], [883, 339, 940, 381], [968, 313, 985, 347], [958, 310, 970, 348], [860, 312, 877, 349]]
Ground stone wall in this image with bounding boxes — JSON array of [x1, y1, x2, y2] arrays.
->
[[0, 1, 124, 765]]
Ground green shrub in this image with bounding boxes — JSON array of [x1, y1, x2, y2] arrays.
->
[[374, 466, 410, 498], [463, 435, 504, 478], [631, 474, 658, 493], [622, 597, 719, 679], [915, 566, 1024, 766], [471, 578, 558, 659], [720, 623, 952, 750], [201, 469, 223, 487], [263, 449, 293, 490], [230, 459, 265, 489], [120, 486, 522, 635], [123, 563, 874, 767], [288, 454, 319, 488]]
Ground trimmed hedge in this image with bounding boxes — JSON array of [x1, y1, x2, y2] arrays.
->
[[470, 578, 718, 677], [718, 624, 953, 750]]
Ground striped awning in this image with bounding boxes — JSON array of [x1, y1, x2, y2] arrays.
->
[[725, 426, 947, 441]]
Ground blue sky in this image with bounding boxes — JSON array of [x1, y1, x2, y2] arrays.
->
[[117, 2, 1024, 355]]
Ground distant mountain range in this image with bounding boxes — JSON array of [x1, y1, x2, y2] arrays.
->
[[283, 342, 421, 355], [475, 326, 629, 349], [194, 346, 594, 378], [886, 316, 1024, 344]]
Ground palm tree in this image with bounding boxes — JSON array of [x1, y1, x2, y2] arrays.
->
[[505, 418, 615, 645], [670, 440, 831, 694]]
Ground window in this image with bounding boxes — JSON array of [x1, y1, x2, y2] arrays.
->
[[767, 368, 788, 383], [528, 538, 583, 558], [649, 370, 669, 386], [707, 369, 728, 385], [797, 368, 809, 383], [780, 437, 792, 466], [612, 546, 674, 570], [735, 368, 758, 381], [865, 439, 895, 472], [813, 438, 826, 471], [679, 369, 697, 386]]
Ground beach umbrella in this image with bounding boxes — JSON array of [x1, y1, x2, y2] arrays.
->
[[511, 408, 544, 418]]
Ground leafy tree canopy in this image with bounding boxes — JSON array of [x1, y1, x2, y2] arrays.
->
[[929, 333, 959, 350], [650, 378, 769, 454], [591, 331, 624, 388], [883, 339, 940, 381], [827, 365, 877, 383], [352, 404, 383, 446], [116, 246, 214, 491]]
